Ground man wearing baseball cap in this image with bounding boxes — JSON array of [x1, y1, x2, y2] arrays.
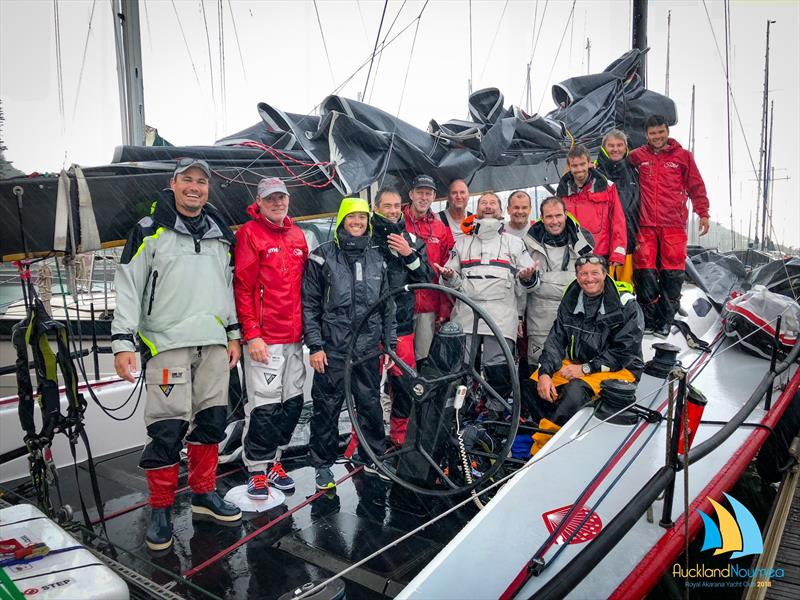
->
[[233, 177, 308, 499], [402, 175, 454, 361], [112, 157, 242, 551]]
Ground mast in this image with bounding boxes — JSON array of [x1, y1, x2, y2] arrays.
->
[[112, 0, 146, 146], [755, 20, 775, 248], [585, 38, 591, 74], [761, 100, 774, 250], [632, 0, 648, 86]]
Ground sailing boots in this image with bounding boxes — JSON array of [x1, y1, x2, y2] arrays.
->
[[146, 507, 174, 551], [530, 418, 561, 457], [187, 443, 242, 522]]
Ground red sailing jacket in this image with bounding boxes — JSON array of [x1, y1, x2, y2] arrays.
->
[[402, 204, 455, 319], [628, 138, 710, 228], [233, 203, 308, 344], [557, 169, 628, 264]]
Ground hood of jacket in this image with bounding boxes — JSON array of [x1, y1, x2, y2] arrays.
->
[[334, 197, 372, 246], [473, 217, 504, 240], [556, 167, 610, 197]]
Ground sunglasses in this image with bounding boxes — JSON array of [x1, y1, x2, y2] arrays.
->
[[175, 157, 211, 174], [575, 255, 607, 268]]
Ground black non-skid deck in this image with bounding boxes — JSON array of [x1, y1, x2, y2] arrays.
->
[[1, 447, 477, 600]]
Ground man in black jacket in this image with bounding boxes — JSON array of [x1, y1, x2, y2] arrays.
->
[[595, 129, 640, 285], [530, 255, 644, 455], [371, 187, 433, 446], [302, 197, 397, 490]]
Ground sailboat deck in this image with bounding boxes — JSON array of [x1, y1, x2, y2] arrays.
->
[[0, 446, 476, 599]]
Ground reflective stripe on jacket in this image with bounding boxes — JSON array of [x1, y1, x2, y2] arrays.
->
[[111, 190, 240, 356]]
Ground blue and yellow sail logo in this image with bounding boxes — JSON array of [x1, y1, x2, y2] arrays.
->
[[696, 493, 763, 559]]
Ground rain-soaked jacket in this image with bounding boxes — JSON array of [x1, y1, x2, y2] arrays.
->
[[538, 276, 644, 378], [595, 148, 640, 254], [233, 203, 308, 344], [628, 138, 709, 228], [443, 218, 535, 341], [111, 190, 240, 357], [302, 198, 396, 358], [557, 169, 627, 264], [371, 212, 433, 336], [523, 217, 594, 362]]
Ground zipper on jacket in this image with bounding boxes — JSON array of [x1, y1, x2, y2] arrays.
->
[[569, 334, 575, 361], [147, 270, 159, 315], [194, 238, 201, 253], [259, 285, 265, 327]]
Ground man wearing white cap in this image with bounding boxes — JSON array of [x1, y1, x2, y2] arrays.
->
[[233, 178, 309, 498]]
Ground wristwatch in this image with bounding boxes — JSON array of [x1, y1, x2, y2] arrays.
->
[[581, 363, 592, 375]]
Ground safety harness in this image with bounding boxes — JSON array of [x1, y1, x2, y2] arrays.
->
[[11, 285, 110, 542]]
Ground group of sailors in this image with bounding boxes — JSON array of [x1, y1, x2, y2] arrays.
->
[[110, 114, 710, 552]]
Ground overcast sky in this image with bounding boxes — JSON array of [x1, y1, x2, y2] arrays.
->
[[1, 0, 798, 246]]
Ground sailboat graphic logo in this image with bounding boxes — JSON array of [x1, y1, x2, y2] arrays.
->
[[696, 493, 763, 559]]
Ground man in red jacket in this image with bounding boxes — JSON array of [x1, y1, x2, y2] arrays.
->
[[629, 115, 710, 337], [233, 177, 308, 498], [556, 145, 627, 267], [403, 174, 455, 361]]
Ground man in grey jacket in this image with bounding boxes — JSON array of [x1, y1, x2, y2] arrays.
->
[[112, 158, 242, 552], [523, 197, 594, 365], [436, 192, 537, 417]]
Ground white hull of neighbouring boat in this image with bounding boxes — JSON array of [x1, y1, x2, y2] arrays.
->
[[399, 285, 799, 599]]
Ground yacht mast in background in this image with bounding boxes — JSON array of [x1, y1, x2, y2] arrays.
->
[[112, 0, 146, 146]]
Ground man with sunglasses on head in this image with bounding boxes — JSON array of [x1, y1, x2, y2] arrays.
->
[[233, 178, 308, 500], [112, 158, 242, 552], [529, 254, 643, 455]]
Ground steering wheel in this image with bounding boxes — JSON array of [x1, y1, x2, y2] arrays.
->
[[344, 283, 521, 497]]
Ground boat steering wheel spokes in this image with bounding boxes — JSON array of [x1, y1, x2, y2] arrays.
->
[[344, 283, 521, 497]]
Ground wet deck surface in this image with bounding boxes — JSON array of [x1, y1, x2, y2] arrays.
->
[[1, 446, 477, 599]]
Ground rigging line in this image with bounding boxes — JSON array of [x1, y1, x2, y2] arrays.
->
[[170, 1, 203, 89], [700, 0, 758, 180], [536, 0, 576, 114], [362, 0, 389, 99], [71, 0, 97, 119], [378, 0, 428, 189], [367, 0, 408, 103], [478, 0, 510, 84], [200, 0, 219, 140], [312, 0, 336, 87], [218, 0, 227, 133], [142, 0, 153, 53], [355, 0, 372, 53], [528, 0, 549, 64], [469, 0, 473, 89], [723, 0, 735, 247], [226, 0, 247, 84], [306, 14, 422, 116], [53, 0, 66, 134]]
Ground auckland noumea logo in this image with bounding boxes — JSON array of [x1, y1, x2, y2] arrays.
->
[[697, 493, 762, 558], [673, 493, 782, 591]]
